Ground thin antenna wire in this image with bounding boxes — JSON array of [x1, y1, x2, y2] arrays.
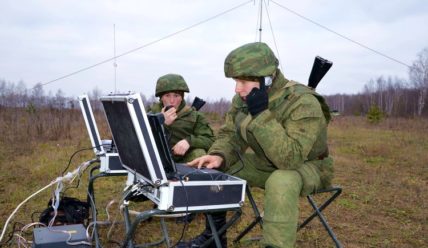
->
[[263, 0, 283, 72], [270, 0, 411, 68], [258, 0, 263, 42], [35, 0, 253, 89], [113, 24, 117, 94]]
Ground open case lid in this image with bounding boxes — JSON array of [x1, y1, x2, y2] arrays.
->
[[100, 93, 168, 186], [146, 113, 176, 175], [78, 95, 104, 155]]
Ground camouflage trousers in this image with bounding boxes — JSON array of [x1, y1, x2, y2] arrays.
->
[[227, 152, 333, 248]]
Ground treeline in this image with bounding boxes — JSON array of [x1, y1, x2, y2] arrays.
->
[[326, 47, 428, 118], [1, 48, 427, 118], [0, 81, 233, 156], [325, 76, 426, 117], [0, 80, 232, 119]]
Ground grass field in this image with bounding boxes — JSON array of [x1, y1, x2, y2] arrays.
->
[[0, 115, 427, 247]]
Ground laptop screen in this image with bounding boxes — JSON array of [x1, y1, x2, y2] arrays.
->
[[100, 94, 167, 185]]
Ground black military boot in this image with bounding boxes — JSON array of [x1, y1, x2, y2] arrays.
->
[[186, 212, 227, 248]]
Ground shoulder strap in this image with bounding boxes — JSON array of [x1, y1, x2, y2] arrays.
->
[[282, 82, 332, 122]]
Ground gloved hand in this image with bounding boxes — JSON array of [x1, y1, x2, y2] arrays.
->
[[246, 87, 268, 116]]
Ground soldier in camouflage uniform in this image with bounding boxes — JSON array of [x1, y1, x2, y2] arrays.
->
[[186, 42, 334, 248], [148, 73, 215, 163]]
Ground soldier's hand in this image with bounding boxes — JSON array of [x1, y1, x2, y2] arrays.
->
[[162, 106, 177, 125], [187, 155, 223, 169], [172, 139, 190, 156], [246, 87, 268, 116]]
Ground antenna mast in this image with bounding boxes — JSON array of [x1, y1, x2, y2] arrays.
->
[[258, 0, 263, 42], [113, 24, 117, 93]]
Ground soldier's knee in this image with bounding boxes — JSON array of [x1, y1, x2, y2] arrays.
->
[[265, 170, 302, 194]]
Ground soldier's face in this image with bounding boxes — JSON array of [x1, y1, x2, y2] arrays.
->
[[234, 79, 259, 101], [161, 92, 183, 109]]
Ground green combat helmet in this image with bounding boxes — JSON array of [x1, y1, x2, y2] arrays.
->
[[155, 73, 190, 97], [224, 42, 279, 78]]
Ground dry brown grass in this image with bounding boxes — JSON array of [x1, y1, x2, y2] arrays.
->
[[0, 111, 427, 247]]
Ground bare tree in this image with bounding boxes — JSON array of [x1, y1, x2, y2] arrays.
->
[[89, 86, 103, 110], [376, 76, 385, 112], [31, 83, 45, 108], [409, 47, 428, 116]]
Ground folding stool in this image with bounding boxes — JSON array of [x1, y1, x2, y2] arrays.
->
[[234, 185, 343, 248]]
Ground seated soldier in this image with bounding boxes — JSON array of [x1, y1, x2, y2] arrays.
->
[[148, 73, 215, 163], [186, 42, 334, 248]]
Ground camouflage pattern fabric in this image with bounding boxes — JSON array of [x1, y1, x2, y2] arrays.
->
[[210, 70, 334, 248], [148, 100, 214, 163], [224, 42, 279, 78], [155, 73, 190, 97]]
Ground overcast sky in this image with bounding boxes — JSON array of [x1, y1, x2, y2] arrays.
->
[[1, 0, 427, 101]]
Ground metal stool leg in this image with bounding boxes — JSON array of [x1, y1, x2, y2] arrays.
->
[[122, 202, 135, 248], [299, 187, 342, 229], [299, 187, 343, 248], [123, 208, 171, 248], [235, 186, 343, 247], [121, 209, 166, 248], [233, 186, 263, 243], [88, 166, 128, 248], [158, 218, 171, 248], [306, 195, 343, 248], [207, 214, 222, 248], [202, 210, 242, 247], [87, 166, 107, 248]]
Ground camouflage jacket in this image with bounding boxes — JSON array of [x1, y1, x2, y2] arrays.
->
[[209, 70, 331, 171], [148, 100, 215, 152]]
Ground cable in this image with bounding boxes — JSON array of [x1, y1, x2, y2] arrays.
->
[[169, 178, 189, 248], [0, 159, 97, 243], [30, 211, 42, 223], [0, 179, 58, 243], [270, 0, 411, 68], [12, 222, 47, 247], [0, 222, 25, 247], [105, 200, 123, 244], [34, 0, 253, 89], [14, 233, 29, 248], [61, 147, 96, 176], [48, 180, 64, 227], [263, 0, 284, 72], [63, 155, 100, 193], [86, 181, 101, 248], [229, 150, 245, 175]]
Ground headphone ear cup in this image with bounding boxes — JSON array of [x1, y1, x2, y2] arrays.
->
[[264, 76, 273, 87]]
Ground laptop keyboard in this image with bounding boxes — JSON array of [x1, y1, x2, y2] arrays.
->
[[171, 164, 229, 181]]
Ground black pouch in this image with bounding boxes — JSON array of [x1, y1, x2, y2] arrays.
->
[[39, 196, 90, 226]]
